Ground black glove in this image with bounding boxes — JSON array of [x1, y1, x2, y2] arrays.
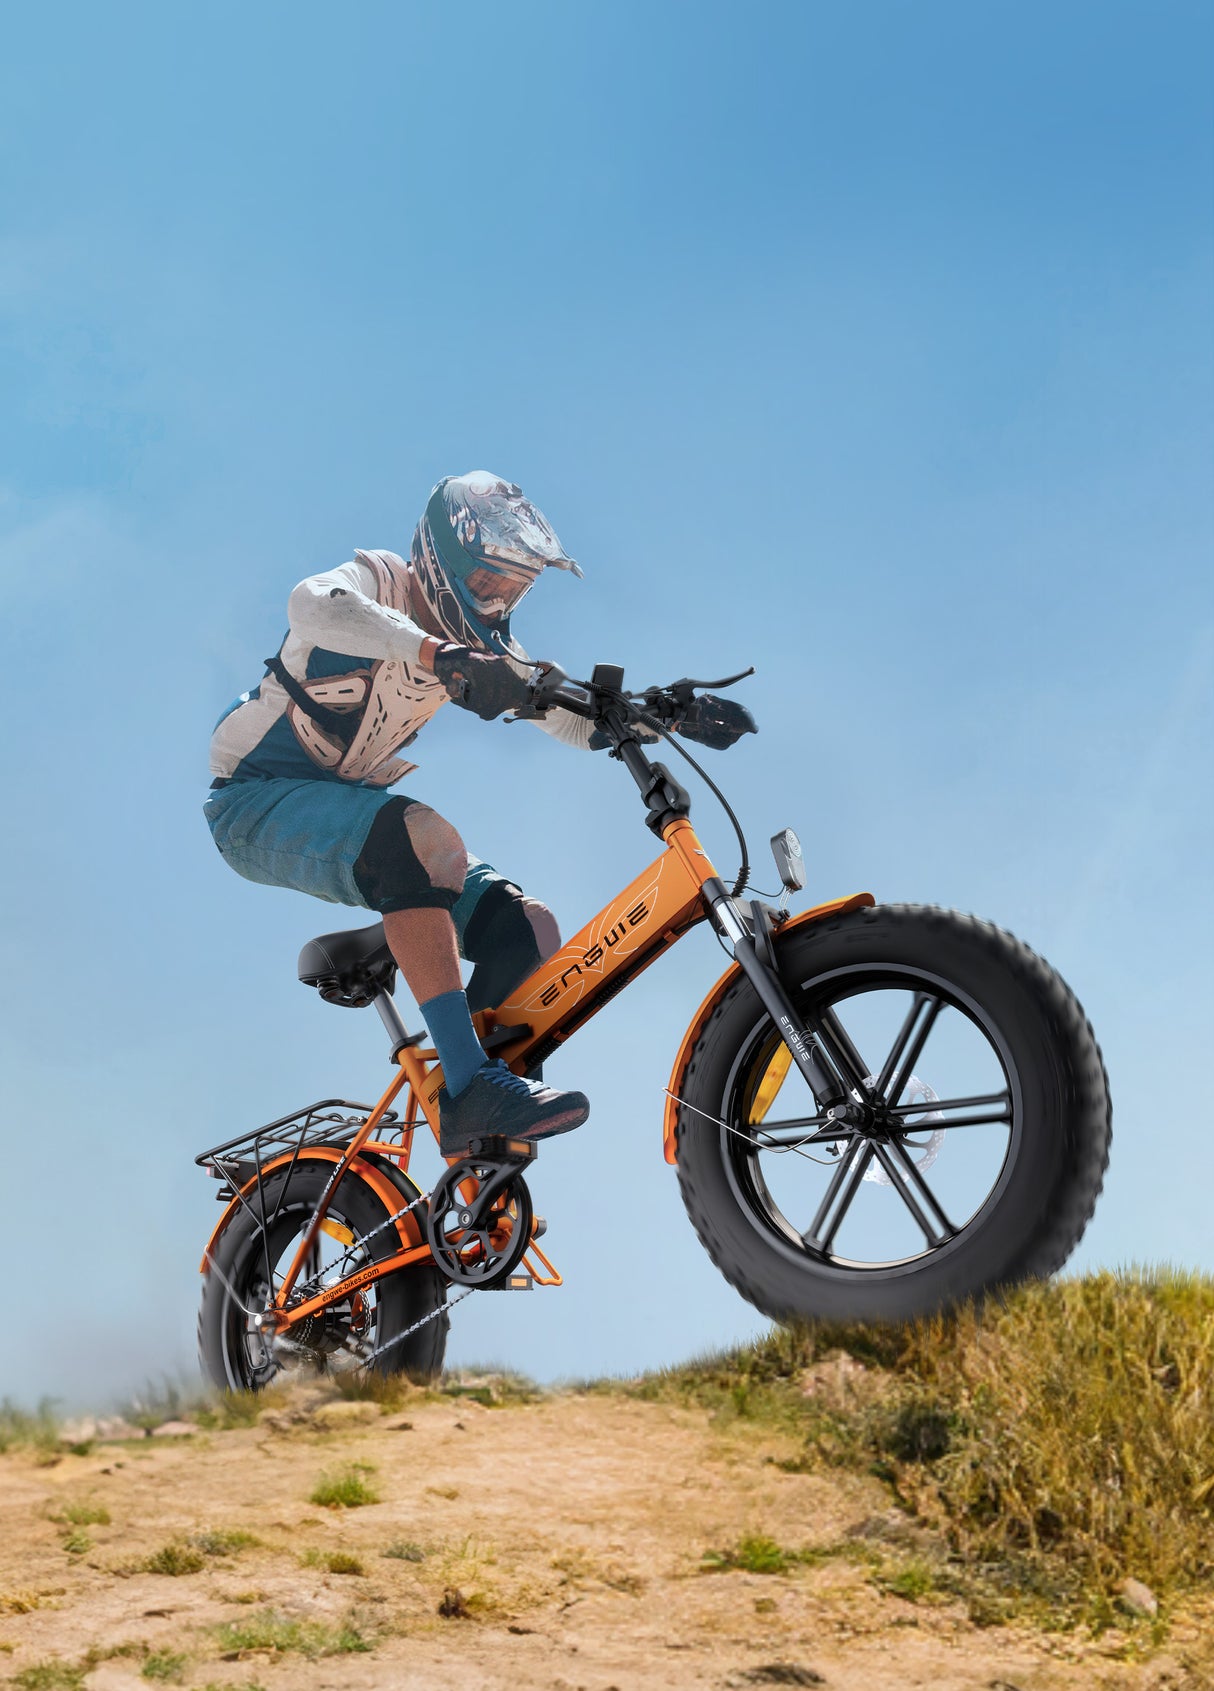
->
[[432, 645, 532, 722], [677, 693, 758, 750]]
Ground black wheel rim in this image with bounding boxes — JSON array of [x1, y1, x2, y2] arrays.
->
[[719, 963, 1021, 1277]]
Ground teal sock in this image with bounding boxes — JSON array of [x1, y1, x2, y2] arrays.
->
[[420, 989, 486, 1098]]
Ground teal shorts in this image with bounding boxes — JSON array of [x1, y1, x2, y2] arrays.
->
[[203, 777, 503, 941]]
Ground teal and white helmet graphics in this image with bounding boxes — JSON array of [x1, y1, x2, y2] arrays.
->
[[410, 471, 583, 651]]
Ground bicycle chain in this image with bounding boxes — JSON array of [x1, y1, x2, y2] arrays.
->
[[293, 1189, 431, 1302], [272, 1173, 520, 1372], [360, 1286, 473, 1367], [284, 1185, 475, 1372]]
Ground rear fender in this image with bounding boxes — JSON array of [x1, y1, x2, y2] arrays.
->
[[199, 1146, 426, 1273], [662, 892, 875, 1165]]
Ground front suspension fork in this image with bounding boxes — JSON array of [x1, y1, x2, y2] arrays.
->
[[704, 880, 848, 1110]]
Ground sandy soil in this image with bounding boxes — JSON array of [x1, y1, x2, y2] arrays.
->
[[1, 1386, 1209, 1691]]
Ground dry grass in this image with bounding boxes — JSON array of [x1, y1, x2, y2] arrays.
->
[[700, 1536, 875, 1578], [210, 1608, 373, 1658], [870, 1270, 1213, 1590], [186, 1529, 258, 1557], [325, 1364, 541, 1412], [9, 1643, 160, 1690], [142, 1543, 206, 1577], [193, 1390, 277, 1431], [619, 1266, 1214, 1624], [9, 1668, 86, 1691], [139, 1650, 187, 1682], [299, 1548, 365, 1575], [0, 1402, 62, 1466], [308, 1462, 380, 1509]]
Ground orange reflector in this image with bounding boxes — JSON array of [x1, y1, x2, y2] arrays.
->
[[749, 1045, 794, 1125]]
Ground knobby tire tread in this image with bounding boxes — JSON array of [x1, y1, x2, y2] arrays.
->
[[198, 1160, 448, 1390], [675, 903, 1111, 1324]]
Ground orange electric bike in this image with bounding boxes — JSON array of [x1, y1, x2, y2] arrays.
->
[[196, 662, 1112, 1390]]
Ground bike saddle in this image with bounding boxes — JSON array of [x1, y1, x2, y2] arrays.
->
[[298, 922, 395, 1008]]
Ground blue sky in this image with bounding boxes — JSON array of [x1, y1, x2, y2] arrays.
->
[[1, 1, 1210, 1405]]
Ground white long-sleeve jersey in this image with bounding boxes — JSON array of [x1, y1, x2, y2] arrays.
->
[[209, 549, 594, 786]]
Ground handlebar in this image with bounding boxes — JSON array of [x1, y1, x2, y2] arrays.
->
[[521, 658, 756, 898], [524, 660, 755, 723]]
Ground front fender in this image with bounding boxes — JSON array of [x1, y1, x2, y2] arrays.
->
[[199, 1146, 426, 1273], [662, 892, 875, 1165]]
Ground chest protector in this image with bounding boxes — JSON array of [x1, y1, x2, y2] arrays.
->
[[269, 550, 448, 788]]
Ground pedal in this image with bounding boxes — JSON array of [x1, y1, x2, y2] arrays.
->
[[485, 1271, 533, 1292], [465, 1134, 538, 1162]]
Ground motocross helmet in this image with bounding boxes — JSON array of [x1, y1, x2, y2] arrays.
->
[[409, 471, 583, 651]]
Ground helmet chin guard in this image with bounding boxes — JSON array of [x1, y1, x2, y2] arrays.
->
[[409, 471, 582, 651]]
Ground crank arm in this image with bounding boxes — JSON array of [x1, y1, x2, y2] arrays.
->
[[453, 1161, 523, 1226], [703, 880, 847, 1111]]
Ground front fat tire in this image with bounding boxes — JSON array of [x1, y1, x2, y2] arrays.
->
[[675, 904, 1111, 1324], [198, 1161, 448, 1391]]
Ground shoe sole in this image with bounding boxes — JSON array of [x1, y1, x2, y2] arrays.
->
[[440, 1101, 589, 1159], [511, 1102, 590, 1141]]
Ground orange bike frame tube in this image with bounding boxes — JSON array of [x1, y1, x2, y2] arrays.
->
[[280, 1242, 435, 1327], [273, 1064, 412, 1309], [416, 817, 718, 1115], [272, 820, 718, 1323]]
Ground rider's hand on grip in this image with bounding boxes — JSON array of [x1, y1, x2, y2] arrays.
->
[[678, 693, 758, 750], [433, 645, 532, 721], [524, 660, 568, 714]]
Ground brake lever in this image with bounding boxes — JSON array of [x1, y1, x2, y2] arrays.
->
[[673, 667, 755, 692], [530, 661, 568, 706], [506, 661, 569, 723], [632, 666, 754, 708], [632, 666, 755, 719]]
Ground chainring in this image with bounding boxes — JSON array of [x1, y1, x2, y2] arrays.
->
[[425, 1155, 534, 1288]]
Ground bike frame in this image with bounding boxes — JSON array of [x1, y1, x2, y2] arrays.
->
[[207, 814, 722, 1337], [204, 676, 872, 1348]]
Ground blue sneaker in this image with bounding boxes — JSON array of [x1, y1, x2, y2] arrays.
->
[[438, 1059, 590, 1157]]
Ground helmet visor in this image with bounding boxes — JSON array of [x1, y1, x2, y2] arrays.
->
[[461, 560, 539, 621]]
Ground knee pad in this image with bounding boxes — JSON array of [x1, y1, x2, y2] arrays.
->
[[352, 801, 468, 914], [463, 880, 561, 1013]]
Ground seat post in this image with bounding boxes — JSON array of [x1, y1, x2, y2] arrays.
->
[[372, 989, 416, 1060]]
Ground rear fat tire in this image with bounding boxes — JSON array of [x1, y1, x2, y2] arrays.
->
[[198, 1160, 448, 1390], [675, 904, 1111, 1324]]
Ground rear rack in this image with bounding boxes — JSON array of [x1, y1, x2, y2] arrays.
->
[[195, 1099, 402, 1195]]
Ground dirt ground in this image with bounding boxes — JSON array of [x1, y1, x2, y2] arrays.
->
[[1, 1385, 1209, 1691]]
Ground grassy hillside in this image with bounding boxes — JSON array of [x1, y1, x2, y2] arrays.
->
[[611, 1266, 1214, 1628], [0, 1267, 1209, 1690]]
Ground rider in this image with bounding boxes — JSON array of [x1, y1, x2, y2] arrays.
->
[[205, 471, 598, 1154]]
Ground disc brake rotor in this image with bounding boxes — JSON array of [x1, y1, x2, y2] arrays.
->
[[860, 1074, 946, 1184]]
